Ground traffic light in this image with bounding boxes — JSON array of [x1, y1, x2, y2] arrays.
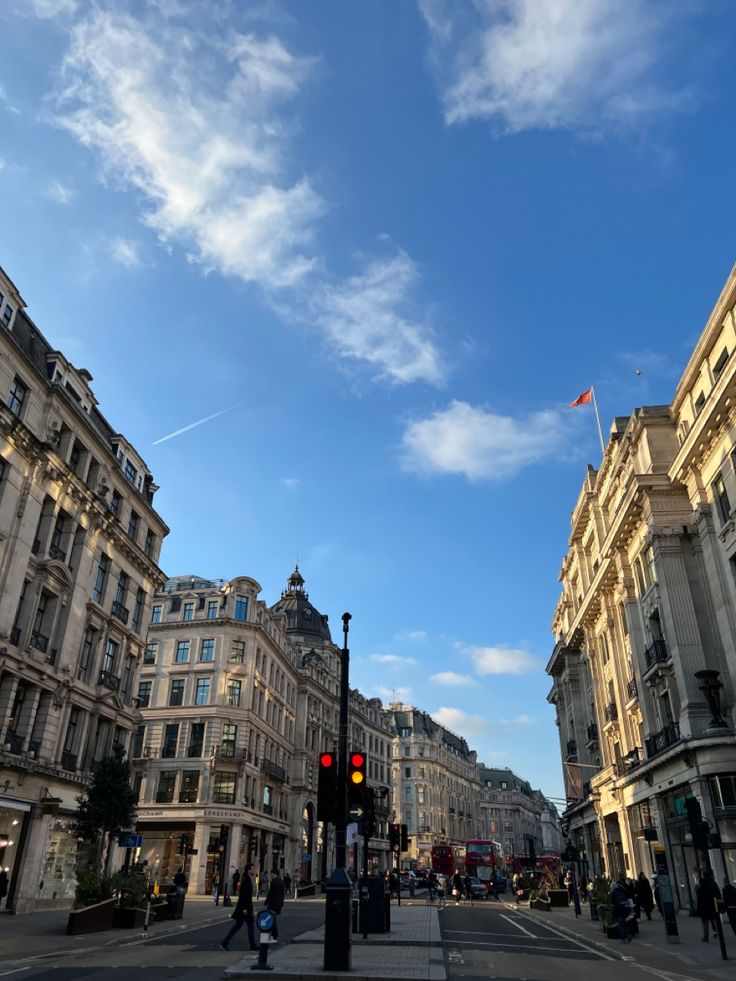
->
[[400, 823, 408, 852], [389, 822, 400, 850], [317, 751, 339, 823], [348, 751, 367, 807], [362, 787, 376, 838], [178, 835, 187, 856]]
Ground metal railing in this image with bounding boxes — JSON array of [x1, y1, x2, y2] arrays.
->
[[111, 601, 129, 625], [645, 722, 680, 759], [616, 749, 641, 777], [98, 670, 121, 691], [262, 759, 287, 782], [566, 739, 577, 757], [604, 702, 618, 723], [644, 639, 669, 670]]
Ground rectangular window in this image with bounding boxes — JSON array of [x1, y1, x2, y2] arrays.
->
[[230, 641, 245, 663], [127, 510, 140, 541], [179, 772, 200, 803], [207, 600, 218, 619], [137, 680, 152, 708], [694, 391, 706, 415], [169, 679, 185, 706], [7, 377, 27, 416], [183, 602, 194, 621], [124, 459, 138, 484], [131, 587, 145, 633], [121, 656, 134, 698], [132, 770, 143, 801], [101, 638, 118, 676], [714, 473, 731, 523], [188, 722, 205, 757], [144, 529, 155, 558], [114, 571, 128, 606], [227, 679, 242, 707], [110, 489, 122, 517], [200, 638, 215, 662], [3, 306, 12, 325], [151, 604, 162, 624], [213, 771, 236, 805], [132, 725, 145, 758], [714, 347, 730, 380], [162, 723, 179, 758], [92, 554, 110, 604], [63, 707, 80, 754], [234, 595, 248, 621], [221, 723, 237, 757], [194, 678, 210, 705], [144, 641, 158, 665], [78, 626, 98, 683], [156, 771, 177, 803], [405, 767, 411, 778], [174, 641, 190, 663]]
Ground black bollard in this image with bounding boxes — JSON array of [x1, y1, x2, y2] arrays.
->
[[251, 910, 275, 972]]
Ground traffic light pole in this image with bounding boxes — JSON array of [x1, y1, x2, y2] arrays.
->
[[323, 613, 352, 973]]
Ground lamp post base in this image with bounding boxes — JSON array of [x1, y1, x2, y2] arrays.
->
[[323, 867, 352, 972]]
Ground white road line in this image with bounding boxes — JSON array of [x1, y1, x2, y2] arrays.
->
[[442, 940, 593, 953], [0, 969, 31, 977], [499, 913, 537, 938], [504, 905, 616, 961]]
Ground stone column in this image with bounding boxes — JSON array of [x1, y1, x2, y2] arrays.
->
[[228, 823, 242, 883], [17, 685, 41, 752], [12, 806, 51, 914], [0, 673, 19, 742], [191, 821, 209, 895]]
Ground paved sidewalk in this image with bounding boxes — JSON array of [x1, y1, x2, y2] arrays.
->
[[500, 897, 735, 981], [0, 895, 234, 961], [224, 902, 445, 980]]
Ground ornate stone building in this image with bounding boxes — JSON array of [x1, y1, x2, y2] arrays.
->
[[388, 704, 481, 867], [548, 267, 736, 909], [0, 266, 168, 911], [478, 766, 544, 865], [134, 567, 393, 894]]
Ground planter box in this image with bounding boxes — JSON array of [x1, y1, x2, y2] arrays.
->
[[548, 890, 569, 908], [66, 898, 116, 935], [530, 898, 550, 911], [297, 883, 315, 898], [112, 906, 147, 929]]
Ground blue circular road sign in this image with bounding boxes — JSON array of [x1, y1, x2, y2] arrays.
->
[[256, 909, 275, 933]]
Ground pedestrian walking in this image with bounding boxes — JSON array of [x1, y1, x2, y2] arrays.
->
[[452, 871, 463, 905], [636, 872, 654, 920], [409, 874, 416, 898], [722, 878, 736, 936], [264, 869, 285, 940], [283, 872, 292, 896], [293, 872, 300, 900], [564, 869, 574, 902], [695, 871, 721, 941], [213, 870, 221, 906], [610, 878, 635, 943], [220, 864, 257, 953], [173, 868, 188, 894], [463, 873, 473, 905]]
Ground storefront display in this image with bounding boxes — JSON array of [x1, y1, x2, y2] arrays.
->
[[38, 816, 79, 902]]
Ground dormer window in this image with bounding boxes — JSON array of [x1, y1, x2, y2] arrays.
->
[[124, 460, 137, 484], [3, 306, 12, 326]]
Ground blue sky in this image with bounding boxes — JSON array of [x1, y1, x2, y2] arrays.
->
[[3, 0, 736, 803]]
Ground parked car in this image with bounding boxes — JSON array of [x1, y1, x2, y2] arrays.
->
[[467, 876, 489, 899]]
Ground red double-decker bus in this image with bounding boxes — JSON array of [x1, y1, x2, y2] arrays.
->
[[465, 839, 504, 884], [430, 844, 454, 875]]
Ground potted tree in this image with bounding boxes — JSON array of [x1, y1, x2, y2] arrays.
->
[[111, 865, 148, 928], [67, 748, 138, 935]]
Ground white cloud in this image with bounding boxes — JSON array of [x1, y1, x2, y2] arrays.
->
[[0, 159, 5, 172], [433, 706, 490, 736], [405, 630, 428, 642], [109, 238, 142, 268], [56, 10, 321, 291], [46, 180, 74, 204], [430, 671, 477, 686], [464, 643, 539, 675], [498, 713, 534, 728], [280, 476, 300, 488], [309, 251, 443, 385], [419, 0, 688, 134], [402, 400, 567, 480], [368, 654, 418, 668], [27, 0, 78, 17]]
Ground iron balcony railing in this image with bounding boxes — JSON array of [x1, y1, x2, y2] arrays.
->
[[262, 759, 287, 782], [645, 722, 681, 759], [616, 749, 641, 777], [566, 739, 577, 758], [644, 639, 669, 670], [111, 601, 129, 625], [98, 670, 121, 692]]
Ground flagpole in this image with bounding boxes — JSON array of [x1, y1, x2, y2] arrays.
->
[[590, 386, 605, 457]]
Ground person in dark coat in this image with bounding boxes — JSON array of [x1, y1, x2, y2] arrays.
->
[[452, 871, 464, 905], [722, 879, 736, 936], [231, 869, 240, 894], [636, 873, 654, 920], [264, 869, 285, 940], [695, 872, 721, 941], [220, 864, 257, 952]]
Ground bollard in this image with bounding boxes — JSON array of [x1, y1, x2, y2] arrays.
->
[[251, 910, 275, 972], [352, 898, 358, 934]]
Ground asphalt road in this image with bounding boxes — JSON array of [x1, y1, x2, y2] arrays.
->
[[0, 900, 324, 981]]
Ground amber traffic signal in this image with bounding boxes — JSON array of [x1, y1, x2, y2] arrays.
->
[[348, 751, 367, 806]]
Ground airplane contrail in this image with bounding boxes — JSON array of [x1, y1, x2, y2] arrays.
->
[[152, 404, 239, 445]]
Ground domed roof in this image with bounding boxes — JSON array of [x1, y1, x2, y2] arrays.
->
[[270, 564, 332, 643]]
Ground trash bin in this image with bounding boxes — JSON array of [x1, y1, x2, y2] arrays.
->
[[166, 886, 185, 920], [358, 876, 388, 933]]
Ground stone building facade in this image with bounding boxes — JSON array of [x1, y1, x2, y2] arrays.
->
[[548, 266, 736, 910], [478, 766, 544, 865], [388, 704, 481, 867], [0, 266, 168, 911], [134, 567, 393, 894]]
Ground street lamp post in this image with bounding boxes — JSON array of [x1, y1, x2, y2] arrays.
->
[[323, 613, 352, 972]]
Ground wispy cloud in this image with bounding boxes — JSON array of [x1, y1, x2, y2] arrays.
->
[[402, 400, 569, 481], [463, 643, 539, 676], [404, 630, 428, 642], [109, 238, 141, 268], [153, 404, 238, 445], [419, 0, 692, 134], [433, 706, 490, 736], [368, 654, 418, 668], [27, 0, 79, 16], [280, 476, 300, 489], [375, 684, 413, 702], [308, 251, 443, 385], [45, 180, 74, 204], [51, 6, 443, 385], [430, 671, 477, 686]]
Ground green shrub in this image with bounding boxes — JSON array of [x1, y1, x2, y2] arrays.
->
[[74, 865, 114, 909]]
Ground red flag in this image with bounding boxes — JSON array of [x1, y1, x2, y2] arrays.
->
[[568, 388, 592, 408]]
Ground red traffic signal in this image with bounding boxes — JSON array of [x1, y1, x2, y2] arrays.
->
[[348, 751, 367, 805], [320, 752, 334, 768], [318, 750, 338, 823]]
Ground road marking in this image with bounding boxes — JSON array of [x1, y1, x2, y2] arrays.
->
[[445, 929, 540, 939], [441, 939, 595, 954], [499, 913, 537, 938], [504, 905, 616, 961], [0, 969, 31, 977]]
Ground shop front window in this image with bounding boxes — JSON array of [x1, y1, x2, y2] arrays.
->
[[38, 816, 78, 902]]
